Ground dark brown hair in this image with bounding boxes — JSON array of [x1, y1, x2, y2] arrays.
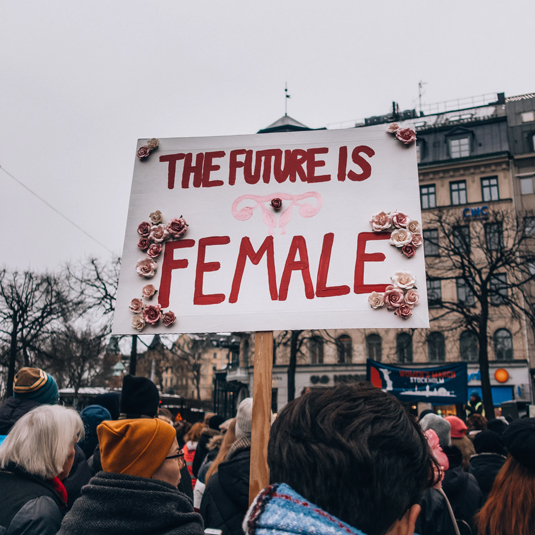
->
[[475, 455, 535, 535], [268, 383, 435, 535]]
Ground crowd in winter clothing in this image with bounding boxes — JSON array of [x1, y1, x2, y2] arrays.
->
[[1, 371, 534, 535]]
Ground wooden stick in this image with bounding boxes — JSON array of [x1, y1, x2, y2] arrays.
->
[[249, 331, 274, 505]]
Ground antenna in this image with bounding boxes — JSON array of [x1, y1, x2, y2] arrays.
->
[[418, 80, 427, 114], [285, 82, 291, 116]]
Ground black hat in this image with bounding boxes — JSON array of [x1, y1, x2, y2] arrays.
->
[[487, 418, 508, 437], [208, 415, 225, 430], [473, 430, 505, 455], [120, 375, 160, 419], [94, 392, 121, 420], [502, 418, 535, 471]]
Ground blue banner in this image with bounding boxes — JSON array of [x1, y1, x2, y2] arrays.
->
[[367, 360, 468, 405]]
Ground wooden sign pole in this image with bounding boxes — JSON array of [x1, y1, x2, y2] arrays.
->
[[248, 331, 274, 505]]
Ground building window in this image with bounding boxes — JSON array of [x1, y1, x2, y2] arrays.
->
[[489, 274, 508, 305], [427, 279, 442, 307], [485, 222, 503, 251], [457, 277, 475, 306], [397, 333, 413, 363], [450, 181, 468, 205], [481, 177, 499, 202], [337, 335, 352, 364], [460, 331, 478, 362], [213, 352, 217, 359], [449, 137, 470, 158], [366, 334, 382, 362], [428, 332, 445, 363], [524, 216, 535, 236], [423, 229, 440, 256], [309, 336, 324, 364], [520, 177, 534, 195], [420, 185, 436, 209], [453, 225, 471, 255], [521, 111, 535, 123], [494, 329, 513, 360]]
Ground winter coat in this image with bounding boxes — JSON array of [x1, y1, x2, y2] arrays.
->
[[442, 446, 483, 534], [415, 488, 457, 535], [184, 441, 198, 487], [62, 444, 91, 509], [243, 483, 368, 535], [468, 453, 506, 502], [192, 428, 220, 478], [0, 398, 40, 438], [0, 463, 67, 535], [58, 471, 204, 535], [200, 438, 250, 535]]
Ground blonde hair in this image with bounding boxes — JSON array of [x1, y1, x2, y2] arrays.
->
[[205, 418, 237, 483], [0, 404, 84, 479]]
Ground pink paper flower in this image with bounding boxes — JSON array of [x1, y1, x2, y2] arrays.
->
[[391, 211, 410, 229], [167, 217, 188, 239], [147, 243, 163, 258], [390, 228, 413, 248], [149, 210, 163, 225], [137, 238, 150, 251], [162, 310, 176, 326], [137, 222, 151, 238], [396, 128, 417, 145], [395, 304, 413, 319], [407, 220, 421, 234], [391, 271, 416, 289], [129, 298, 143, 313], [411, 233, 423, 247], [146, 138, 159, 150], [425, 429, 449, 489], [386, 123, 400, 134], [143, 304, 162, 325], [384, 285, 405, 309], [370, 211, 393, 232], [402, 243, 416, 258], [405, 289, 420, 306], [137, 145, 151, 159], [142, 284, 157, 299], [368, 292, 385, 309], [270, 198, 282, 211], [132, 315, 145, 332], [136, 258, 157, 278], [150, 224, 169, 243]]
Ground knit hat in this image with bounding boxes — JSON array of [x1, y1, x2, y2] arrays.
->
[[13, 367, 59, 405], [94, 392, 121, 420], [119, 375, 159, 419], [487, 418, 508, 437], [97, 418, 176, 478], [208, 415, 225, 431], [502, 418, 535, 471], [445, 416, 468, 438], [420, 413, 452, 448], [235, 398, 253, 440], [473, 430, 505, 455]]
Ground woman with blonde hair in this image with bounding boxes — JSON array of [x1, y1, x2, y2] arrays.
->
[[475, 418, 535, 534], [0, 404, 84, 535], [183, 421, 205, 487]]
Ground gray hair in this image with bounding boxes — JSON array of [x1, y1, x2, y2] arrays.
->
[[0, 404, 84, 479]]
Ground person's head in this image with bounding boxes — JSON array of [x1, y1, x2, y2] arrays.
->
[[0, 404, 83, 481], [208, 414, 225, 431], [235, 397, 253, 440], [184, 421, 204, 444], [445, 415, 468, 439], [206, 418, 237, 483], [203, 412, 216, 425], [420, 413, 451, 448], [97, 418, 182, 486], [487, 417, 508, 437], [120, 375, 160, 419], [476, 419, 535, 535], [418, 409, 435, 422], [467, 413, 487, 432], [158, 407, 174, 421], [13, 367, 59, 405], [94, 392, 120, 420], [470, 391, 481, 404], [268, 384, 434, 535], [78, 404, 111, 458], [473, 430, 506, 455]]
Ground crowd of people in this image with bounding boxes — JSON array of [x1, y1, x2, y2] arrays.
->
[[0, 367, 534, 535]]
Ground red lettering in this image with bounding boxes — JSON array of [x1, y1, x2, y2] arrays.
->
[[354, 232, 389, 294], [229, 149, 247, 186], [257, 149, 282, 184], [307, 147, 330, 183], [286, 149, 308, 183], [229, 237, 277, 303], [194, 236, 231, 305], [159, 153, 186, 190], [316, 233, 350, 297], [279, 236, 314, 301], [182, 153, 204, 189], [158, 239, 196, 308], [244, 150, 260, 184], [202, 151, 225, 188], [347, 145, 375, 182], [337, 146, 347, 181]]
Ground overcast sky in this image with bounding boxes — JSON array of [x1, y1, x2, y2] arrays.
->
[[1, 0, 534, 271]]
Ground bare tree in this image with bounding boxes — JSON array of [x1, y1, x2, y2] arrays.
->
[[425, 208, 535, 418], [0, 270, 76, 398]]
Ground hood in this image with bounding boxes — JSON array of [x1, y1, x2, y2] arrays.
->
[[0, 397, 40, 435], [244, 483, 367, 535]]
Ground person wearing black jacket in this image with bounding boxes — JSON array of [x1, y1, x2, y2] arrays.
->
[[192, 414, 224, 478]]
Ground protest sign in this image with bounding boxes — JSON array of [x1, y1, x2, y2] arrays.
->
[[367, 360, 468, 405], [113, 126, 428, 334]]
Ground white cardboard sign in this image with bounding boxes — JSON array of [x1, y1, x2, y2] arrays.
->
[[113, 126, 429, 334]]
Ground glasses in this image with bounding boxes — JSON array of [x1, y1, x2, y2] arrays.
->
[[166, 450, 185, 466]]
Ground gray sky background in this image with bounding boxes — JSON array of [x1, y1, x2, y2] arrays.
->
[[2, 0, 534, 271]]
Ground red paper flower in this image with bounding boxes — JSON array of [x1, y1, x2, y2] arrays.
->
[[391, 211, 410, 229], [384, 285, 405, 309], [162, 310, 176, 326], [137, 238, 150, 251], [395, 304, 413, 319], [143, 304, 162, 325], [402, 243, 416, 258], [167, 217, 188, 239], [137, 145, 151, 159], [395, 128, 416, 145], [270, 198, 282, 211], [147, 243, 163, 258], [137, 222, 151, 238]]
